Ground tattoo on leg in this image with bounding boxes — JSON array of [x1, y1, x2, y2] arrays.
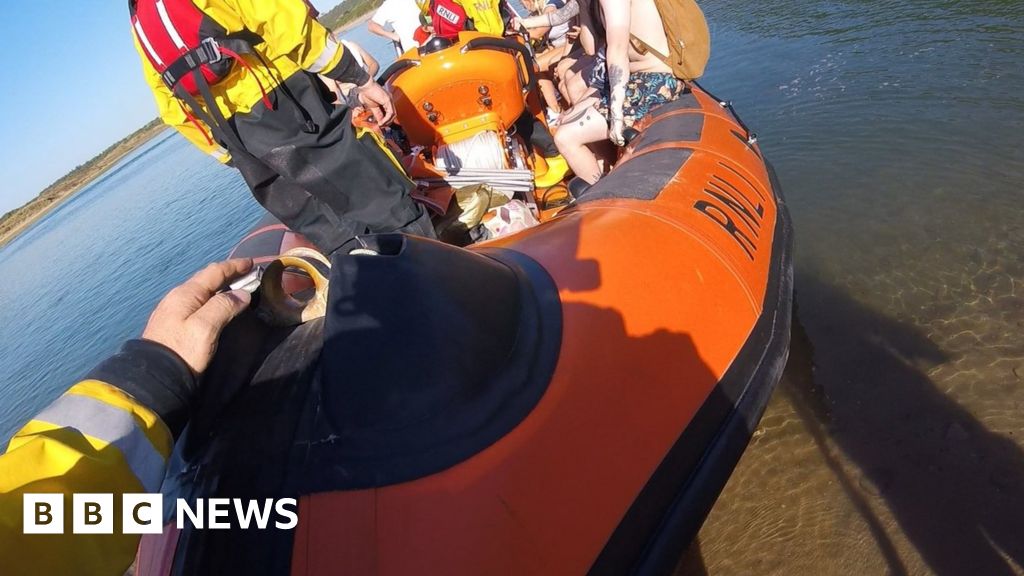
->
[[560, 106, 592, 125]]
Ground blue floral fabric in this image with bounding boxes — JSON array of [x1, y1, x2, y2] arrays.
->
[[597, 71, 684, 127]]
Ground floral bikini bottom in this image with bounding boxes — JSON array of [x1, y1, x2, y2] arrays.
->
[[596, 71, 685, 127]]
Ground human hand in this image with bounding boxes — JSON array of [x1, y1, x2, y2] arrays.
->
[[356, 80, 396, 125], [142, 259, 254, 374], [567, 25, 581, 41]]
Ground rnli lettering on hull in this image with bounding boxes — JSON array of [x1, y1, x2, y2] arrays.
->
[[694, 168, 767, 261]]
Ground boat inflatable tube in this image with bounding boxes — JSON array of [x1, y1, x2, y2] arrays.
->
[[137, 83, 794, 576]]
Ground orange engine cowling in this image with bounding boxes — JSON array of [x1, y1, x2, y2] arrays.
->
[[382, 32, 534, 147]]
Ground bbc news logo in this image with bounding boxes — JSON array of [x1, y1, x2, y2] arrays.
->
[[23, 494, 298, 534]]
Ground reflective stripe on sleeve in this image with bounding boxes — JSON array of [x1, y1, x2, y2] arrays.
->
[[307, 36, 342, 73], [210, 148, 230, 162], [34, 394, 167, 493]]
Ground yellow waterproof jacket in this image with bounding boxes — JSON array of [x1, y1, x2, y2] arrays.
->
[[457, 0, 506, 35], [135, 0, 360, 162], [0, 340, 189, 575], [0, 382, 171, 575]]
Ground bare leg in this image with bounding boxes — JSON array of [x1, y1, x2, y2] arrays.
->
[[553, 98, 609, 184], [538, 77, 563, 113], [555, 58, 577, 102]]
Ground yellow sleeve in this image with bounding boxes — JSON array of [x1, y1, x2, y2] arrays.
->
[[0, 381, 173, 576], [229, 0, 347, 76], [133, 35, 231, 163]]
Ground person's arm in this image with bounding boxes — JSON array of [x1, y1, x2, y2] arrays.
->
[[367, 19, 400, 44], [352, 41, 380, 78], [530, 5, 556, 39], [515, 0, 578, 30], [233, 0, 394, 122], [575, 0, 596, 55], [599, 0, 630, 145], [327, 41, 381, 105], [134, 36, 230, 163], [232, 0, 371, 86], [0, 260, 253, 576]]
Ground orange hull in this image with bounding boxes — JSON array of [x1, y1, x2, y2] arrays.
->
[[139, 83, 792, 576], [293, 85, 792, 576]]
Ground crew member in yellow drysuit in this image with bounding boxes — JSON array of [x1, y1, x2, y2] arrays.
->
[[0, 259, 254, 576], [132, 0, 434, 254]]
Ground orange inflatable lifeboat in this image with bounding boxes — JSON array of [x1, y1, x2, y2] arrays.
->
[[137, 43, 793, 576]]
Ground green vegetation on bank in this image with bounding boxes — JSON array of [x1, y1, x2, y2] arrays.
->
[[319, 0, 385, 30], [0, 119, 167, 246]]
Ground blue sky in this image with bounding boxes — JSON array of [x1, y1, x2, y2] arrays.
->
[[0, 0, 340, 215]]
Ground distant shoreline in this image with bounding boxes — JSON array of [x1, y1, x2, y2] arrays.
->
[[336, 11, 374, 34], [0, 121, 169, 249], [0, 9, 377, 251], [321, 0, 383, 33]]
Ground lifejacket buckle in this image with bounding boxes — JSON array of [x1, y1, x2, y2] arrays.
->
[[200, 37, 223, 64]]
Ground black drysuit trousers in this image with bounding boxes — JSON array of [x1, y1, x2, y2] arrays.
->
[[225, 72, 435, 254]]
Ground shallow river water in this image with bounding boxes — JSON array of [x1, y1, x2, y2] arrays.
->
[[681, 0, 1024, 574], [0, 1, 1021, 574]]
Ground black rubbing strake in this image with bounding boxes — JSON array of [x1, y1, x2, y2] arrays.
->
[[578, 148, 692, 203]]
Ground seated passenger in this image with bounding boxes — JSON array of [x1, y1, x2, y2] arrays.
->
[[514, 0, 591, 110], [521, 0, 579, 122], [550, 0, 688, 185]]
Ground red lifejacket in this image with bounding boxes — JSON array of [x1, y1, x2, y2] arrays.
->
[[430, 0, 470, 40], [129, 0, 242, 95], [129, 0, 278, 147]]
